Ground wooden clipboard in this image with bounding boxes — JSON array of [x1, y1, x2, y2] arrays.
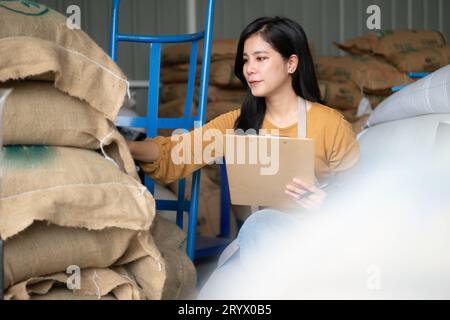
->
[[224, 134, 315, 209]]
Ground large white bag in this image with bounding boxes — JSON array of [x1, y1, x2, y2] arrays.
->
[[358, 113, 450, 170], [367, 65, 450, 127]]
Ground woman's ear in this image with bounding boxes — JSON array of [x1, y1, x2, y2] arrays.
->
[[287, 54, 299, 74]]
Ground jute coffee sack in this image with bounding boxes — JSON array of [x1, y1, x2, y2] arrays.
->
[[314, 55, 412, 91], [210, 59, 243, 88], [386, 46, 450, 73], [162, 39, 238, 66], [335, 30, 447, 56], [151, 215, 197, 299], [158, 98, 240, 123], [160, 59, 243, 88], [160, 83, 246, 105], [160, 63, 195, 84], [1, 82, 138, 178], [5, 268, 142, 300], [372, 30, 447, 58], [3, 222, 138, 289], [0, 146, 155, 240], [0, 1, 128, 121], [319, 80, 362, 110]]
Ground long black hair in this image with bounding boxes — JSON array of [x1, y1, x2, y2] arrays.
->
[[234, 16, 323, 132]]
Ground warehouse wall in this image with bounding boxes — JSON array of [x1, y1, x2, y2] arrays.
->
[[36, 0, 450, 113]]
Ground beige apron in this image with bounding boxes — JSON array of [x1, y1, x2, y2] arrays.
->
[[218, 97, 308, 268]]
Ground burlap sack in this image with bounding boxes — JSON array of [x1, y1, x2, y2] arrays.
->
[[112, 229, 167, 300], [162, 39, 238, 66], [5, 268, 141, 300], [0, 146, 155, 240], [314, 55, 412, 91], [207, 86, 247, 104], [373, 30, 447, 57], [158, 98, 240, 124], [210, 59, 243, 88], [2, 82, 138, 178], [334, 33, 378, 55], [0, 1, 128, 121], [386, 46, 450, 73], [335, 30, 447, 56], [160, 63, 194, 84], [151, 215, 197, 299], [160, 59, 243, 88], [319, 80, 362, 110], [160, 83, 196, 103], [169, 165, 238, 239], [32, 289, 116, 300], [3, 222, 143, 289], [160, 83, 246, 105]]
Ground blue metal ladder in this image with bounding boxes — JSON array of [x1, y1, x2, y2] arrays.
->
[[109, 0, 232, 261]]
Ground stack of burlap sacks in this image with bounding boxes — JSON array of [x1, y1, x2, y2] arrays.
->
[[317, 30, 449, 134], [158, 40, 248, 237], [0, 1, 195, 300]]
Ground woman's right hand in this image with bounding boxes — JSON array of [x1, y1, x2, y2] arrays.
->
[[126, 139, 160, 163]]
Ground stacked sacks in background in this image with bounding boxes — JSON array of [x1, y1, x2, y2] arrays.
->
[[0, 0, 195, 300], [159, 39, 244, 126], [314, 55, 412, 131], [330, 29, 449, 133], [335, 29, 449, 73]]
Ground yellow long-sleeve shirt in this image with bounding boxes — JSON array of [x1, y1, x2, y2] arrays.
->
[[140, 101, 360, 184]]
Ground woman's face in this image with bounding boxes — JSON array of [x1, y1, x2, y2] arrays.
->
[[242, 34, 293, 98]]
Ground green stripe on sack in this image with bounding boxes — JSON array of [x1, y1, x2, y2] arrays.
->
[[0, 145, 55, 169], [0, 0, 49, 16]]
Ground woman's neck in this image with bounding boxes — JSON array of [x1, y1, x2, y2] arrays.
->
[[265, 90, 302, 123]]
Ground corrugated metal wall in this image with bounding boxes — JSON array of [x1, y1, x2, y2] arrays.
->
[[37, 0, 450, 78], [35, 0, 450, 112]]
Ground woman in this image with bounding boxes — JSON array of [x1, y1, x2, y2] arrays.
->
[[127, 16, 359, 212]]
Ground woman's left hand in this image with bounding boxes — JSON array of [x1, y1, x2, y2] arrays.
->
[[285, 178, 327, 211]]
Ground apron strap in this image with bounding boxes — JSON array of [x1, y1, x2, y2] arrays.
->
[[297, 97, 307, 139]]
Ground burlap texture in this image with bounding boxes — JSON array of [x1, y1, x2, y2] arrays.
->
[[319, 80, 362, 110], [314, 55, 412, 91], [160, 83, 246, 105], [0, 146, 155, 240], [162, 39, 238, 65], [373, 30, 447, 57], [0, 1, 128, 121], [5, 268, 141, 300], [335, 30, 447, 56], [209, 59, 243, 88], [3, 222, 139, 289], [2, 81, 137, 178], [386, 46, 450, 73], [158, 98, 240, 123], [151, 215, 197, 299], [160, 59, 243, 88]]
